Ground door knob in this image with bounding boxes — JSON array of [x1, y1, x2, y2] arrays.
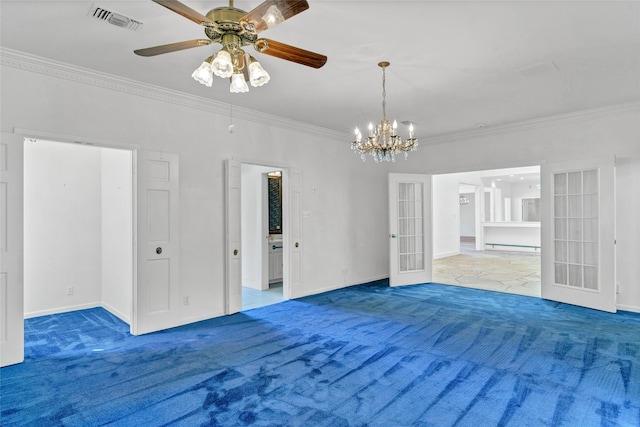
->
[[295, 242, 299, 248], [156, 247, 163, 254], [233, 249, 238, 256], [390, 234, 396, 238]]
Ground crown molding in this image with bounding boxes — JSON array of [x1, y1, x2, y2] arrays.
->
[[2, 48, 637, 145], [0, 48, 346, 141], [424, 101, 640, 145]]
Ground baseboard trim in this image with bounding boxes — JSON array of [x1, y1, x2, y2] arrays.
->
[[101, 303, 131, 324], [173, 311, 227, 327], [434, 251, 460, 260], [24, 302, 101, 319], [617, 304, 640, 314], [291, 274, 389, 299]]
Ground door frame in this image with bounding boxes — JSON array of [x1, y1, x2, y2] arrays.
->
[[14, 128, 139, 334], [225, 158, 296, 314], [239, 164, 284, 293], [1, 131, 25, 367]]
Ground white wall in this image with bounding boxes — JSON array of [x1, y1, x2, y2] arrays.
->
[[481, 178, 512, 221], [101, 147, 132, 322], [24, 139, 103, 316], [396, 108, 640, 312], [459, 193, 476, 237], [241, 164, 275, 290], [1, 54, 389, 327], [4, 51, 639, 323], [434, 168, 522, 257], [23, 140, 132, 320], [510, 181, 541, 221], [432, 175, 462, 258]]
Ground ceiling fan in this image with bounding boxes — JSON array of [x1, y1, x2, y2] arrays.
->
[[135, 0, 327, 91]]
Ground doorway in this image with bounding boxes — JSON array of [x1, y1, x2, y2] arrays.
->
[[240, 163, 285, 311], [432, 166, 542, 297], [24, 138, 133, 324]]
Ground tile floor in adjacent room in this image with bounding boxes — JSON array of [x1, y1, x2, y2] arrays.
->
[[433, 239, 541, 298], [243, 240, 541, 312], [242, 282, 284, 311]]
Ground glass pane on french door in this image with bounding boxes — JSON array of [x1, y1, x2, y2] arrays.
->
[[397, 182, 425, 272], [553, 169, 599, 290]]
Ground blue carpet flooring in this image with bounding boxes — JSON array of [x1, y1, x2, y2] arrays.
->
[[1, 281, 639, 426]]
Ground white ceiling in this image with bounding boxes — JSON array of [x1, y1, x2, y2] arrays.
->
[[1, 1, 639, 140]]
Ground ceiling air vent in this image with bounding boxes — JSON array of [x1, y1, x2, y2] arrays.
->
[[88, 4, 143, 31]]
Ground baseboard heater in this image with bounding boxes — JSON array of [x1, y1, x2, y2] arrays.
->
[[485, 243, 541, 251]]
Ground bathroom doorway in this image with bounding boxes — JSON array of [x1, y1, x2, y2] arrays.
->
[[240, 163, 285, 310]]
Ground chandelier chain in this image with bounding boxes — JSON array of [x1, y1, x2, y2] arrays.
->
[[381, 65, 387, 120], [351, 61, 418, 163]]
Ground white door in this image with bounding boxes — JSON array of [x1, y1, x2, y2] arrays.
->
[[132, 151, 180, 335], [389, 173, 432, 287], [0, 133, 24, 367], [284, 168, 301, 299], [225, 159, 242, 314], [541, 157, 616, 313]]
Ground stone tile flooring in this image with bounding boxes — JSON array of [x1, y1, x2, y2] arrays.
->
[[243, 242, 541, 312], [433, 241, 541, 298]]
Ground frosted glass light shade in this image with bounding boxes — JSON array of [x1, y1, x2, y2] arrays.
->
[[230, 73, 249, 93], [248, 60, 270, 87], [211, 50, 233, 78], [191, 61, 213, 87]]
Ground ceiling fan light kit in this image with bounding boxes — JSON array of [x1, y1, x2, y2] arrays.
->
[[352, 62, 418, 163], [230, 73, 250, 93], [191, 55, 215, 86], [135, 0, 327, 93], [248, 56, 271, 87], [211, 49, 234, 78]]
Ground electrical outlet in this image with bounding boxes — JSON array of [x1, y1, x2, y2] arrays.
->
[[67, 286, 74, 296], [183, 296, 190, 305]]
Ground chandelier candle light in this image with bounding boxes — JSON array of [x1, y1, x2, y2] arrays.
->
[[352, 61, 417, 162]]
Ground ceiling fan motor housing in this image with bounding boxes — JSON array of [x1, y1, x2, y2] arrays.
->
[[204, 7, 257, 48]]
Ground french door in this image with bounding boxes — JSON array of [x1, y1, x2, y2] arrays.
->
[[541, 157, 616, 312], [388, 173, 432, 287]]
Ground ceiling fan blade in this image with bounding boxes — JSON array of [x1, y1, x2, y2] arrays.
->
[[134, 39, 212, 57], [240, 0, 309, 33], [255, 38, 327, 69], [151, 0, 215, 26]]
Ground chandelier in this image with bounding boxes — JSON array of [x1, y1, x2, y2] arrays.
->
[[351, 61, 417, 162], [192, 35, 270, 93]]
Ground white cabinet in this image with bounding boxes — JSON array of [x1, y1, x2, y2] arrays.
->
[[269, 241, 283, 283]]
